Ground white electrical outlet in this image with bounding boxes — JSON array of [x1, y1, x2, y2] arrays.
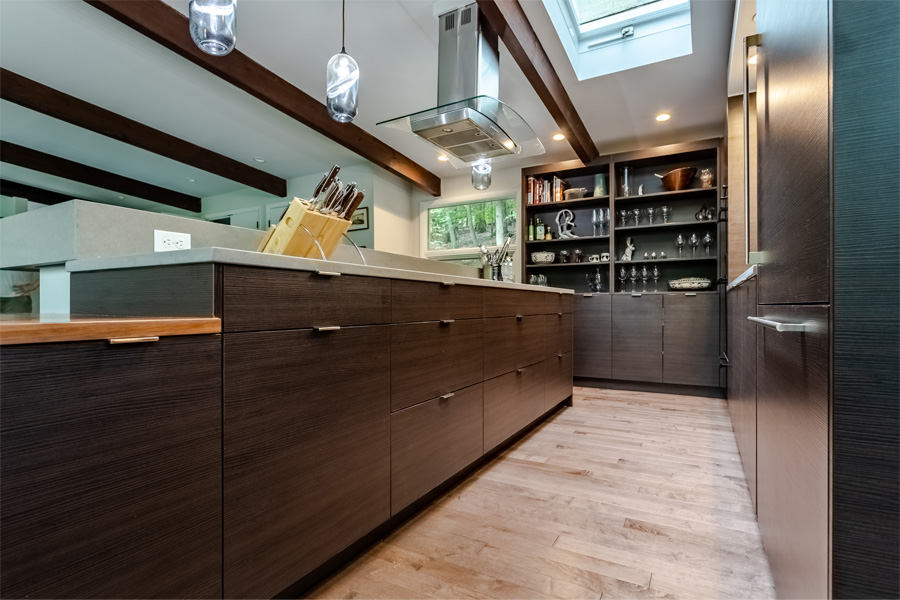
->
[[154, 230, 191, 252]]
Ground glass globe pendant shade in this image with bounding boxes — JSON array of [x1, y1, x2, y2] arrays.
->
[[326, 52, 360, 123], [472, 162, 492, 190], [189, 0, 237, 56]]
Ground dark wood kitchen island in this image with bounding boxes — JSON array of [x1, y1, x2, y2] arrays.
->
[[0, 250, 573, 600]]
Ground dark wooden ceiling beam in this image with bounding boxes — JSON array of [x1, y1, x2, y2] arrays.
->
[[476, 0, 599, 164], [0, 68, 286, 197], [0, 142, 201, 212], [84, 0, 442, 197], [0, 180, 79, 206]]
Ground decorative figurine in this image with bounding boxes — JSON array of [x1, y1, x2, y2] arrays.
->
[[701, 168, 715, 189], [556, 209, 578, 239], [638, 184, 644, 195], [651, 251, 657, 259], [622, 237, 636, 261]]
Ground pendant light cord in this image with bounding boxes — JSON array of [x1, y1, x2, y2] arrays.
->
[[341, 0, 346, 54]]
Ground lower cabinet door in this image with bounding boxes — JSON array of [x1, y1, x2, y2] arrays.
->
[[611, 294, 663, 382], [483, 364, 545, 452], [543, 352, 573, 410], [390, 383, 484, 515], [543, 312, 573, 359], [573, 294, 611, 379], [0, 336, 222, 600], [756, 305, 829, 600], [663, 293, 721, 387], [483, 316, 544, 380], [223, 326, 390, 600]]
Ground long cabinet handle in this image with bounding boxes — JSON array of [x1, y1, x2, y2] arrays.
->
[[744, 33, 762, 266], [747, 316, 807, 333], [440, 392, 455, 400], [109, 336, 159, 344], [440, 319, 455, 325], [316, 271, 342, 277], [314, 326, 341, 332]]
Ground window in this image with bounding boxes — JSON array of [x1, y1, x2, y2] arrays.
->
[[424, 198, 517, 263], [544, 0, 692, 80]]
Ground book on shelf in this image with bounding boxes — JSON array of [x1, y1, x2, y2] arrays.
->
[[526, 176, 569, 204]]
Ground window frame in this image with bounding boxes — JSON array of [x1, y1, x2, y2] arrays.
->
[[418, 195, 519, 263]]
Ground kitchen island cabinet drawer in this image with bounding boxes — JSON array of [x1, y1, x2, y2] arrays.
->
[[223, 326, 390, 600], [391, 279, 483, 323], [544, 292, 573, 315], [222, 265, 390, 332], [543, 312, 573, 358], [484, 288, 547, 318], [391, 319, 484, 412], [543, 352, 573, 410], [390, 383, 484, 515], [0, 336, 222, 600], [484, 364, 545, 452], [483, 315, 544, 380]]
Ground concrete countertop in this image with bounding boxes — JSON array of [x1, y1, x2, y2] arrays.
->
[[66, 247, 575, 295]]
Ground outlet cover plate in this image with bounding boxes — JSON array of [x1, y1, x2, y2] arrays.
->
[[154, 230, 192, 252]]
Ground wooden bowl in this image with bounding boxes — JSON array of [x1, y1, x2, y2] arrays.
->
[[660, 167, 697, 191]]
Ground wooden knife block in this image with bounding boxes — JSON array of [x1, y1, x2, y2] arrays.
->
[[261, 198, 351, 260]]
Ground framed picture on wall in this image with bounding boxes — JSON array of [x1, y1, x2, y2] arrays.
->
[[348, 206, 369, 231]]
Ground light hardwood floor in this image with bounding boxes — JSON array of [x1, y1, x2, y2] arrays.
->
[[307, 387, 776, 599]]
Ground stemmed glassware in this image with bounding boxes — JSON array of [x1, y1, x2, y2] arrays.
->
[[592, 209, 602, 237], [617, 209, 628, 228], [675, 234, 685, 258], [660, 206, 672, 223], [631, 208, 643, 226], [651, 264, 660, 292], [618, 266, 627, 293], [690, 233, 700, 257], [629, 266, 638, 293], [602, 208, 610, 236], [703, 232, 714, 257], [640, 265, 650, 292], [646, 207, 657, 225]]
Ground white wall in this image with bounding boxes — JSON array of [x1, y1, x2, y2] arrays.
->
[[372, 169, 416, 256]]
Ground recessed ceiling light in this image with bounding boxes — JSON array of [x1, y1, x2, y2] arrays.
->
[[655, 113, 671, 122], [116, 195, 125, 199], [186, 177, 197, 182], [253, 157, 266, 163], [747, 54, 758, 65], [552, 133, 566, 141], [437, 155, 449, 161], [503, 140, 515, 149]]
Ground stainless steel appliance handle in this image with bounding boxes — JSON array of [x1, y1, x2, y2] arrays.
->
[[744, 33, 762, 266], [747, 316, 807, 333]]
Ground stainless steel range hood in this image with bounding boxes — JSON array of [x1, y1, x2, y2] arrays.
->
[[378, 3, 543, 168]]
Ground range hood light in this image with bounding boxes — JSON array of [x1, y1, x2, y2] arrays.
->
[[472, 162, 492, 190]]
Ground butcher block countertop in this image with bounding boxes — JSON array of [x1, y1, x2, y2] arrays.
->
[[0, 315, 221, 345]]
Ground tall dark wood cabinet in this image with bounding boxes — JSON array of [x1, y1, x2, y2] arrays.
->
[[0, 337, 223, 600]]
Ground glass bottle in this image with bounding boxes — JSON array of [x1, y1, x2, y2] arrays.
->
[[189, 0, 237, 56], [620, 166, 633, 197], [528, 217, 534, 242], [536, 218, 545, 240]]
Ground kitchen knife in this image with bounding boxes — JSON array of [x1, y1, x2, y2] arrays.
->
[[332, 182, 357, 215], [342, 191, 365, 220], [313, 165, 340, 203]]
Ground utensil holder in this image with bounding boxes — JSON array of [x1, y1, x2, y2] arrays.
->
[[261, 198, 351, 260]]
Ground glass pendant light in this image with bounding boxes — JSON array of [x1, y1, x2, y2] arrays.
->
[[326, 0, 359, 123], [472, 162, 492, 190], [189, 0, 237, 56]]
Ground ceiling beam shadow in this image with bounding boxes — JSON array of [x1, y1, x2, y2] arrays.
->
[[84, 0, 442, 197], [1, 68, 287, 198], [1, 142, 202, 212], [0, 179, 81, 207], [477, 0, 599, 164]]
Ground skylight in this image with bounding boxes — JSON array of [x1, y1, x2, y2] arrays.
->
[[544, 0, 693, 81]]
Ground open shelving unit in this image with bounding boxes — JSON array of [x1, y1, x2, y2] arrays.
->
[[520, 138, 725, 294]]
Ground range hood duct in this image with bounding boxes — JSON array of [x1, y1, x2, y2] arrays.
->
[[410, 4, 516, 163]]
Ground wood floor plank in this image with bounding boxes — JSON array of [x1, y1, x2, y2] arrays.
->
[[307, 387, 775, 600]]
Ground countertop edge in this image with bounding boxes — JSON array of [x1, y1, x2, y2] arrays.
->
[[726, 265, 758, 291], [0, 317, 222, 346], [65, 247, 575, 295]]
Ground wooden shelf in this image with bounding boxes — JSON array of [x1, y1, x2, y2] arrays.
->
[[614, 188, 717, 202], [615, 220, 718, 232], [619, 256, 717, 264], [526, 262, 607, 269], [526, 235, 609, 245], [525, 195, 609, 209]]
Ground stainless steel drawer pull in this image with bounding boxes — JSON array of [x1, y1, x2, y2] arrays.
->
[[685, 292, 697, 297], [314, 326, 341, 332], [557, 312, 563, 317], [582, 293, 594, 297], [440, 319, 455, 325], [632, 293, 642, 298], [516, 314, 524, 320], [441, 281, 456, 286], [557, 353, 563, 358], [109, 336, 159, 344], [516, 368, 525, 374], [440, 392, 455, 400], [747, 317, 807, 333], [316, 271, 341, 277]]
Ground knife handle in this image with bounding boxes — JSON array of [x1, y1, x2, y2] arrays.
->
[[342, 191, 365, 220]]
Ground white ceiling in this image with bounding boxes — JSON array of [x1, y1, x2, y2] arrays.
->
[[0, 0, 737, 209]]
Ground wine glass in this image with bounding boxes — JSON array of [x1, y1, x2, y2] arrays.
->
[[690, 233, 700, 257], [601, 208, 610, 236], [660, 206, 672, 223], [675, 234, 685, 258], [629, 266, 638, 293], [703, 232, 714, 257], [617, 209, 628, 228], [640, 265, 650, 292], [631, 208, 643, 226], [618, 266, 627, 293], [646, 207, 657, 225], [652, 264, 660, 292]]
